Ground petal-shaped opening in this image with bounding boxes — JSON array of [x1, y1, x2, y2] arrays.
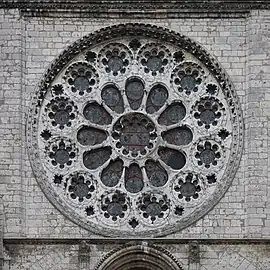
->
[[146, 84, 168, 114], [101, 85, 124, 113], [83, 102, 112, 125], [101, 159, 124, 187], [158, 102, 186, 126], [83, 147, 111, 170], [145, 160, 168, 187], [162, 126, 193, 146], [125, 163, 144, 193], [77, 126, 107, 146], [125, 78, 144, 110], [158, 147, 186, 170]]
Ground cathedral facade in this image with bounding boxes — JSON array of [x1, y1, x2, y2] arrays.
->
[[0, 1, 270, 269]]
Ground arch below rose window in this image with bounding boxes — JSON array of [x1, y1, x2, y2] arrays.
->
[[94, 244, 183, 270]]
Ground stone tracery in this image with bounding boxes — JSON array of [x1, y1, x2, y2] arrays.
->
[[27, 23, 243, 237]]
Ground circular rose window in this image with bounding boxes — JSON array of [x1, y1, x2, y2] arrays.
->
[[28, 24, 243, 236]]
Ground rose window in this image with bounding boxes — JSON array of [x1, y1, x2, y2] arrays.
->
[[28, 24, 243, 237]]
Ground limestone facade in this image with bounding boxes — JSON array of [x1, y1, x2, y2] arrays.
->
[[0, 1, 270, 269]]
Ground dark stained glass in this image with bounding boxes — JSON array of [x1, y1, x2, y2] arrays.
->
[[158, 102, 186, 125], [158, 147, 186, 170], [146, 85, 168, 114], [101, 85, 124, 113], [101, 159, 123, 187], [145, 160, 168, 187], [162, 126, 193, 146], [77, 126, 107, 146], [125, 78, 144, 110], [83, 103, 112, 125], [125, 164, 144, 193], [83, 147, 111, 170]]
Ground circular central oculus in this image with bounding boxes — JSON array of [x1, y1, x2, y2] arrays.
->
[[112, 113, 157, 157]]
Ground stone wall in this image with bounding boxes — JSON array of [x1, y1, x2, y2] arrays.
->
[[3, 241, 270, 270], [0, 5, 270, 270]]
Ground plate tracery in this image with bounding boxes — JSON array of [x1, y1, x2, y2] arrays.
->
[[28, 24, 243, 237]]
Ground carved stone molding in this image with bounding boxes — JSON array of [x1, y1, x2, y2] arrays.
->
[[79, 241, 91, 270], [4, 238, 270, 245], [1, 1, 270, 18], [1, 0, 270, 10], [189, 241, 200, 264], [94, 242, 183, 270]]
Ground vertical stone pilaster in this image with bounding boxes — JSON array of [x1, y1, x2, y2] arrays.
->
[[188, 241, 200, 270], [79, 241, 91, 270], [2, 247, 10, 270]]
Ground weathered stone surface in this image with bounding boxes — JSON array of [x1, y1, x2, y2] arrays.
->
[[0, 4, 270, 270]]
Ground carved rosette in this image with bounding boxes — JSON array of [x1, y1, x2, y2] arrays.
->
[[27, 24, 243, 237]]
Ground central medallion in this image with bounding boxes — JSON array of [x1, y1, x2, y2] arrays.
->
[[112, 113, 157, 158]]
